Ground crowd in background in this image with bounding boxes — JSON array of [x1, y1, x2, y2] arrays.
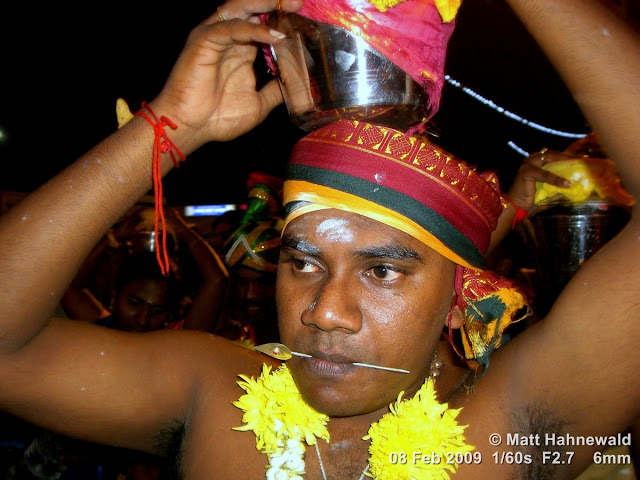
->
[[0, 171, 283, 480]]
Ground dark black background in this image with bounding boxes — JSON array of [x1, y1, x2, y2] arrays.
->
[[2, 0, 633, 205]]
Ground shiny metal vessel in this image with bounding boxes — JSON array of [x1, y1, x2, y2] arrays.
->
[[520, 200, 630, 304], [266, 13, 431, 131]]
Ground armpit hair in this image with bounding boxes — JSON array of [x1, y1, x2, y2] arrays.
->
[[153, 419, 185, 480], [511, 404, 568, 480]]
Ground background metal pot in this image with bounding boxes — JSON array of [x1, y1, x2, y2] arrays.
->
[[518, 200, 630, 313]]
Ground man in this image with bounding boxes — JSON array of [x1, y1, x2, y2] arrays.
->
[[60, 206, 228, 333], [216, 182, 283, 345], [0, 1, 638, 479]]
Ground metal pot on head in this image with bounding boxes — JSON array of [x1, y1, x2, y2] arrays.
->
[[265, 13, 432, 132]]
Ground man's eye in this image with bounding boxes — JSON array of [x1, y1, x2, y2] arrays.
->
[[293, 258, 318, 273], [369, 265, 402, 281], [127, 297, 141, 307]]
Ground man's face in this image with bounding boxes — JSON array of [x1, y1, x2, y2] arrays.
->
[[276, 209, 456, 418], [231, 267, 278, 325], [113, 278, 172, 332]]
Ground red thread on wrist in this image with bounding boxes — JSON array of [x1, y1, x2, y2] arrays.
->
[[135, 102, 186, 275], [512, 206, 528, 229], [502, 195, 527, 230]]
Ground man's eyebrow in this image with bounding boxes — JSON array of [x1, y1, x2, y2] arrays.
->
[[355, 242, 423, 262], [281, 234, 321, 256], [281, 234, 422, 262]]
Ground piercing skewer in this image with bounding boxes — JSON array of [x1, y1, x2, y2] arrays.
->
[[351, 362, 409, 373], [255, 343, 409, 374]]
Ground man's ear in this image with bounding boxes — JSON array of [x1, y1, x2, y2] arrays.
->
[[447, 305, 464, 330]]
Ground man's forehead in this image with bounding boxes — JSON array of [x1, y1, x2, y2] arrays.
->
[[281, 227, 425, 263], [282, 209, 384, 241]]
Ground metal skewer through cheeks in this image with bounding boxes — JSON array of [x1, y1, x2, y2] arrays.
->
[[254, 343, 410, 374]]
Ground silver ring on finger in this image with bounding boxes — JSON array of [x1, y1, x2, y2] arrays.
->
[[538, 147, 548, 164], [217, 6, 227, 22]]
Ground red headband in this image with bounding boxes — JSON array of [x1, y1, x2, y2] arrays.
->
[[283, 119, 504, 268]]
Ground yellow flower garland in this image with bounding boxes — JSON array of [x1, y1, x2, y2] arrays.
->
[[234, 364, 474, 479]]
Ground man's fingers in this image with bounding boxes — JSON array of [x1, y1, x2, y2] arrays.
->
[[523, 149, 573, 188], [536, 170, 572, 187], [258, 79, 285, 117], [206, 0, 303, 24], [520, 163, 571, 188], [198, 19, 287, 46]]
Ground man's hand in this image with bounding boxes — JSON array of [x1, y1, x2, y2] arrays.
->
[[152, 0, 303, 144], [507, 149, 572, 211]]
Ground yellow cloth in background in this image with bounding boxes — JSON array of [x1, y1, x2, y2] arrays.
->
[[366, 0, 461, 21], [535, 157, 634, 207]]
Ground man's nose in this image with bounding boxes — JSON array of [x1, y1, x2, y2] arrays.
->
[[134, 306, 151, 329], [245, 280, 262, 303], [301, 273, 363, 333]]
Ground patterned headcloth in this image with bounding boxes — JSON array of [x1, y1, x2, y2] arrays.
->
[[282, 119, 531, 373], [283, 119, 502, 268], [295, 0, 460, 120]]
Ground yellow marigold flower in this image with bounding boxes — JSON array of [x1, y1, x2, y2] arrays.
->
[[367, 0, 406, 13], [234, 365, 473, 479], [363, 379, 474, 479], [233, 364, 330, 452]]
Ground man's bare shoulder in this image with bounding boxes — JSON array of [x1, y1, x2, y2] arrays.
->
[[164, 334, 278, 479], [147, 330, 279, 397]]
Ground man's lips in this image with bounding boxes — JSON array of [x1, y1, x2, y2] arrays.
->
[[254, 342, 411, 374], [297, 349, 411, 375], [307, 350, 357, 364], [302, 352, 359, 377]]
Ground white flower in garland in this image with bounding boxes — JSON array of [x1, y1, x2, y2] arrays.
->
[[234, 364, 330, 479], [266, 434, 306, 480]]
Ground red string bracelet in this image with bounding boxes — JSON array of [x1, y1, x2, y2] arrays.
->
[[135, 102, 186, 275], [502, 195, 528, 229]]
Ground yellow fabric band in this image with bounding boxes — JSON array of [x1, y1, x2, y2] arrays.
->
[[283, 180, 477, 269]]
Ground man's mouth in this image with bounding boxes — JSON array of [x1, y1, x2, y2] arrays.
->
[[304, 352, 359, 377], [254, 342, 410, 374]]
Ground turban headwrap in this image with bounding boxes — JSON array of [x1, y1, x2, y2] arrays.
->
[[282, 119, 531, 376]]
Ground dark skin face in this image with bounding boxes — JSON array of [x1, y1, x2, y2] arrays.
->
[[230, 266, 277, 326], [276, 210, 457, 418], [112, 278, 173, 332]]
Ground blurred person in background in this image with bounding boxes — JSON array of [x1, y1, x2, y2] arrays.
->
[[214, 179, 283, 346], [61, 206, 228, 333]]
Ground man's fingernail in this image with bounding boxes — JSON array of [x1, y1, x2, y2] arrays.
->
[[269, 29, 286, 39]]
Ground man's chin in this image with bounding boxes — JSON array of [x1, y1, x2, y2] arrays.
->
[[295, 378, 394, 419], [306, 396, 383, 419]]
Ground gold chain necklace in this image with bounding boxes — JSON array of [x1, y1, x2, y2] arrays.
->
[[314, 442, 369, 480]]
